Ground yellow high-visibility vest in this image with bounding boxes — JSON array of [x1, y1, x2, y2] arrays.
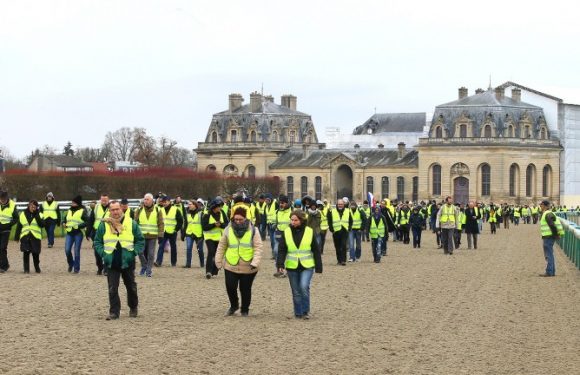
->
[[65, 209, 85, 233], [204, 211, 225, 241], [42, 201, 58, 220], [276, 209, 291, 232], [284, 226, 315, 269], [161, 206, 178, 234], [186, 211, 203, 237], [138, 207, 159, 236], [0, 200, 16, 225], [540, 211, 564, 237], [352, 209, 362, 230], [103, 216, 135, 254], [93, 204, 110, 230], [440, 205, 456, 223], [19, 212, 42, 240], [225, 226, 253, 265]]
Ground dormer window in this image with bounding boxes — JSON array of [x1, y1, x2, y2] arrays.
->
[[211, 131, 218, 143], [367, 128, 373, 135], [289, 130, 296, 145], [231, 130, 237, 143], [435, 126, 443, 138], [459, 124, 467, 138], [250, 130, 257, 142], [484, 125, 492, 138]]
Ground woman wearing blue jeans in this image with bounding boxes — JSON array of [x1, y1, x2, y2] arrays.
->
[[276, 210, 322, 319], [63, 195, 88, 273]]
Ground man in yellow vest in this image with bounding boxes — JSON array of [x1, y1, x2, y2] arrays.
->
[[134, 193, 164, 277], [327, 198, 352, 266], [273, 195, 291, 277], [95, 201, 144, 320], [318, 200, 329, 255], [436, 196, 458, 255], [155, 195, 183, 267], [538, 200, 564, 277], [88, 193, 110, 275], [202, 198, 229, 279], [256, 194, 268, 241], [361, 200, 371, 242], [14, 199, 44, 273], [40, 192, 60, 248], [348, 201, 366, 261], [265, 194, 278, 257], [0, 190, 18, 273]]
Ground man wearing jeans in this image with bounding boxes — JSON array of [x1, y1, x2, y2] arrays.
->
[[63, 195, 89, 273], [155, 196, 183, 267], [538, 200, 564, 277], [436, 196, 458, 255], [40, 192, 60, 248], [134, 193, 163, 277], [348, 201, 365, 261]]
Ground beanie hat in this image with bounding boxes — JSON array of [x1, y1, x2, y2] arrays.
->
[[72, 195, 83, 206], [46, 192, 54, 199]]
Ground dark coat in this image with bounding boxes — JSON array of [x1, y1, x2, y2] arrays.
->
[[463, 207, 480, 234]]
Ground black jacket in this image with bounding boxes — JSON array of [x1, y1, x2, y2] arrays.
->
[[14, 209, 45, 241]]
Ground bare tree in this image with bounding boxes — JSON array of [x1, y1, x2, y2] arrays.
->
[[133, 128, 158, 166], [157, 136, 178, 167], [171, 147, 194, 167], [103, 127, 136, 161], [76, 146, 108, 162]]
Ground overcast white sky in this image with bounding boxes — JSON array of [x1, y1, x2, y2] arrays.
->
[[1, 0, 580, 159]]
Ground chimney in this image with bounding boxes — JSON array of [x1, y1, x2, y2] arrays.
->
[[475, 88, 484, 94], [397, 142, 406, 159], [302, 143, 311, 159], [378, 143, 384, 149], [512, 88, 521, 102], [281, 94, 297, 111], [458, 87, 468, 99], [249, 91, 262, 113], [228, 93, 243, 112], [495, 87, 505, 101], [264, 95, 274, 103]]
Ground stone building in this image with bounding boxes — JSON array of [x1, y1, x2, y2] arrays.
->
[[196, 86, 564, 205], [418, 86, 561, 204]]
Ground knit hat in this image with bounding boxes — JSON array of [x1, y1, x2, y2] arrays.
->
[[72, 195, 83, 206], [120, 198, 129, 205], [46, 192, 54, 199]]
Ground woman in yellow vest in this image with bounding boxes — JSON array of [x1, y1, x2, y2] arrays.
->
[[14, 200, 44, 273], [183, 200, 205, 269], [276, 210, 322, 319], [202, 199, 229, 279], [62, 195, 89, 273], [214, 207, 263, 316], [489, 205, 498, 234]]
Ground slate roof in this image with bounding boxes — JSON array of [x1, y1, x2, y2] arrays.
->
[[496, 81, 563, 102], [353, 113, 426, 135], [269, 149, 419, 169], [431, 88, 552, 138], [46, 155, 93, 168]]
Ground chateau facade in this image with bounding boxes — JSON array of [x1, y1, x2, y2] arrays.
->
[[196, 85, 566, 205]]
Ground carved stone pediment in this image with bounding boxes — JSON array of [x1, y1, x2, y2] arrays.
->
[[450, 162, 470, 176], [322, 153, 360, 169]]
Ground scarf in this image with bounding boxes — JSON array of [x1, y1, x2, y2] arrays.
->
[[103, 216, 124, 234], [232, 219, 250, 238]]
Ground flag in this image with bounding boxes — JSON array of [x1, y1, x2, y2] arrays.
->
[[367, 192, 375, 208]]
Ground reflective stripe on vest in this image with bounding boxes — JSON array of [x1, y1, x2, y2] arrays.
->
[[352, 210, 362, 230], [42, 201, 58, 220], [19, 212, 42, 240], [186, 211, 203, 237], [138, 207, 159, 236], [203, 212, 225, 241], [103, 216, 135, 254], [320, 207, 329, 230], [161, 206, 178, 234], [332, 209, 350, 231], [266, 201, 277, 224], [284, 226, 315, 269], [276, 209, 291, 232], [0, 200, 15, 225], [65, 209, 85, 232], [440, 205, 456, 223], [93, 204, 110, 229], [369, 217, 385, 239], [225, 226, 254, 265], [540, 211, 564, 237]]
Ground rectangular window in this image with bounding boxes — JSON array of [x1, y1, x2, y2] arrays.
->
[[381, 177, 389, 199], [315, 176, 322, 200], [412, 176, 418, 202], [397, 176, 404, 202], [287, 176, 294, 202], [301, 176, 308, 197], [366, 176, 374, 195]]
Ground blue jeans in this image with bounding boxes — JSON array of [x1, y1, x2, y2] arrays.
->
[[286, 268, 314, 317], [156, 233, 178, 266], [46, 221, 57, 246], [371, 237, 384, 261], [268, 224, 277, 258], [542, 238, 556, 276], [349, 229, 362, 260], [185, 236, 204, 267], [273, 230, 283, 266], [64, 232, 83, 272]]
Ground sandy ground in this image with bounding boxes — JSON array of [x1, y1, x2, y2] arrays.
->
[[0, 223, 579, 375]]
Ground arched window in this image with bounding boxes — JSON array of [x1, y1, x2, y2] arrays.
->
[[366, 176, 374, 195], [412, 176, 419, 202], [432, 165, 441, 196], [231, 130, 237, 143], [526, 164, 536, 197], [248, 165, 256, 178], [542, 165, 552, 197], [397, 176, 405, 202], [483, 125, 492, 138], [287, 176, 294, 201], [211, 131, 218, 143], [301, 176, 308, 197], [381, 177, 389, 199], [289, 131, 296, 145], [272, 131, 278, 142], [459, 124, 467, 138], [315, 176, 322, 200], [481, 164, 491, 196], [435, 126, 443, 138], [509, 164, 518, 197], [206, 164, 216, 173], [507, 125, 515, 137], [250, 131, 257, 142]]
